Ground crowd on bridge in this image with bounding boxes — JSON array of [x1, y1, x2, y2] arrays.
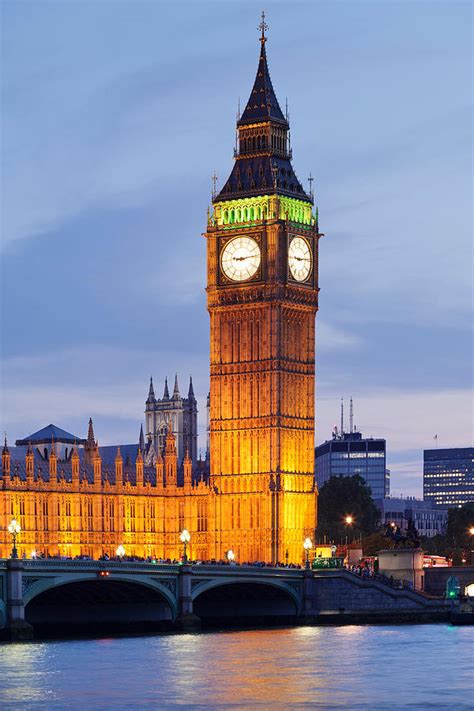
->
[[21, 551, 304, 569]]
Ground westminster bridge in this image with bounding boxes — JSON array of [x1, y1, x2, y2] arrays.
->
[[0, 557, 452, 639]]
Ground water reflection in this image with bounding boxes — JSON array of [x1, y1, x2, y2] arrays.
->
[[0, 626, 472, 709]]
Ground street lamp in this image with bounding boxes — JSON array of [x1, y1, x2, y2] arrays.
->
[[344, 515, 354, 545], [7, 519, 21, 559], [303, 537, 313, 570], [469, 527, 474, 536], [469, 527, 474, 565], [180, 528, 191, 563], [226, 549, 235, 563], [116, 544, 126, 561]]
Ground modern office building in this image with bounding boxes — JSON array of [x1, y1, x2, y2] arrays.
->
[[423, 447, 474, 507], [376, 497, 448, 538], [315, 400, 389, 499]]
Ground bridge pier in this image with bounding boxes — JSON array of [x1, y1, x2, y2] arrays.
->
[[301, 569, 315, 621], [5, 559, 33, 641], [176, 564, 201, 631]]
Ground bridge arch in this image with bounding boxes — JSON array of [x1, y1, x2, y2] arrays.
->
[[192, 576, 301, 622], [24, 573, 178, 631]]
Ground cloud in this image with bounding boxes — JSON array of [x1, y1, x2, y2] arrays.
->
[[0, 345, 210, 445], [317, 387, 473, 451], [316, 321, 365, 351]]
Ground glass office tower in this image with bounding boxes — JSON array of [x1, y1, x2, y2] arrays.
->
[[423, 447, 474, 507], [316, 431, 388, 499]]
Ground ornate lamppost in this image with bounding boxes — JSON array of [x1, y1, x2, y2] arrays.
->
[[7, 519, 21, 559], [469, 527, 474, 565], [180, 529, 191, 563], [303, 537, 313, 570], [344, 515, 354, 545], [226, 549, 235, 564], [116, 544, 126, 561]]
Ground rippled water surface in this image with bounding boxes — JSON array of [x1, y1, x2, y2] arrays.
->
[[0, 625, 472, 709]]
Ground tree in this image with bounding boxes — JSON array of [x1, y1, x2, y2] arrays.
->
[[420, 504, 474, 564], [360, 532, 394, 556], [445, 502, 474, 548], [317, 475, 380, 542]]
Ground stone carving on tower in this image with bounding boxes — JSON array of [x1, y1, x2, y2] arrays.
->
[[205, 16, 321, 563], [145, 375, 198, 465]]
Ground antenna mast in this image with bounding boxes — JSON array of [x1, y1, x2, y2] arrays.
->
[[340, 398, 344, 437], [349, 397, 353, 434]]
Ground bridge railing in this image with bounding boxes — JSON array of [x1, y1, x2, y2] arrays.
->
[[0, 558, 305, 577], [311, 557, 344, 569]]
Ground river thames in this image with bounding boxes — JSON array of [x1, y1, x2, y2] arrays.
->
[[0, 625, 472, 709]]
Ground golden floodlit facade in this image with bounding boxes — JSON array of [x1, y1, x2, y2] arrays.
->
[[206, 22, 320, 563], [0, 25, 320, 564]]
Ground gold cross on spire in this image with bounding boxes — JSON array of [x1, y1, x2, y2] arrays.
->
[[258, 10, 268, 44]]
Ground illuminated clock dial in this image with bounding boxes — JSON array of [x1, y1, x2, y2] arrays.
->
[[221, 236, 261, 282], [288, 236, 311, 282]]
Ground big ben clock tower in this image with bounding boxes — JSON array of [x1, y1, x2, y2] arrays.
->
[[206, 17, 321, 564]]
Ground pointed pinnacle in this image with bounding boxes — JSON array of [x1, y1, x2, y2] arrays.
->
[[147, 376, 155, 402], [188, 375, 195, 400], [173, 373, 180, 399]]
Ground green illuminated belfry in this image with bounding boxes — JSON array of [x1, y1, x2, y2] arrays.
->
[[216, 19, 313, 212]]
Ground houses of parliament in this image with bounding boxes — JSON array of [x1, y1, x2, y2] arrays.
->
[[0, 22, 321, 564]]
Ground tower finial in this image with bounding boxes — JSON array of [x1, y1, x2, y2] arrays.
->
[[172, 373, 180, 399], [188, 375, 196, 401], [258, 10, 268, 45], [147, 376, 156, 403]]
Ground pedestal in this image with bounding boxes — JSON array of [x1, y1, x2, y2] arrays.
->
[[377, 548, 425, 590]]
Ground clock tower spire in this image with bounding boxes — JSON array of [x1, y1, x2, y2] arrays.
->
[[206, 20, 321, 565]]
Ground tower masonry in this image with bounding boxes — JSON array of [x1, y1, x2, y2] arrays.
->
[[145, 375, 198, 465], [205, 20, 322, 563]]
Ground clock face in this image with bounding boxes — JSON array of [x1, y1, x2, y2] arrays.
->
[[221, 237, 261, 282], [288, 236, 312, 282]]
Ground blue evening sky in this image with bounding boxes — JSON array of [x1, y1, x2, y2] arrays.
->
[[1, 0, 472, 496]]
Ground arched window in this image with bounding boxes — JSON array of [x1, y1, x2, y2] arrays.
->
[[230, 209, 235, 223], [223, 210, 228, 224], [250, 207, 255, 220], [243, 208, 248, 221]]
